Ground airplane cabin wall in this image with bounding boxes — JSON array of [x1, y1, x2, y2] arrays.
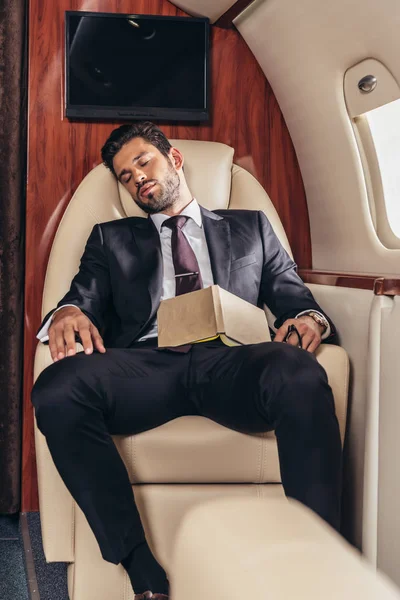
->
[[234, 0, 400, 276]]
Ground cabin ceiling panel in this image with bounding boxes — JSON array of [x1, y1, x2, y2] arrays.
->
[[171, 0, 235, 22], [235, 0, 400, 275]]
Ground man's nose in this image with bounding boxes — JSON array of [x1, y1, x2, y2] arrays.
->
[[134, 171, 146, 186]]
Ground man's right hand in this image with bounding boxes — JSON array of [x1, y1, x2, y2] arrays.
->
[[48, 306, 106, 362]]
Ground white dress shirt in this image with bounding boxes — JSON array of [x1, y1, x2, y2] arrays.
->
[[138, 199, 214, 340], [37, 199, 329, 342]]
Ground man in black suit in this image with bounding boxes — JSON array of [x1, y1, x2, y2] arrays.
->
[[32, 122, 341, 599]]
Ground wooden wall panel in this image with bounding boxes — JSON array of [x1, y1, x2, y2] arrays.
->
[[23, 0, 311, 510], [299, 270, 400, 296]]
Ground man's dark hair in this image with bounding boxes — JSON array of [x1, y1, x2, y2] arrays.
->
[[101, 122, 172, 177]]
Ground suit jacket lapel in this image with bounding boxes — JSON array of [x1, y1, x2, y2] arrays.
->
[[201, 207, 231, 290], [130, 218, 163, 319]]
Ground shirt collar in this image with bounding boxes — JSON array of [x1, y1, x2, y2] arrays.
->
[[150, 199, 202, 234]]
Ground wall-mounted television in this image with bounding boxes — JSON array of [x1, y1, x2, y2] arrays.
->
[[65, 11, 210, 122]]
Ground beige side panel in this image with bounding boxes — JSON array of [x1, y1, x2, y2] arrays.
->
[[33, 343, 75, 562], [362, 296, 390, 567], [235, 0, 400, 275], [377, 296, 400, 587], [307, 284, 374, 549]]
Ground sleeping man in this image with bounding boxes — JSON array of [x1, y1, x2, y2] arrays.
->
[[32, 121, 341, 599]]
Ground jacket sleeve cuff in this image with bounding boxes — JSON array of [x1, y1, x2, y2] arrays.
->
[[36, 304, 78, 342]]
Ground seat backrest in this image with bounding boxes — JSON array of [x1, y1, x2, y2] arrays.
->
[[41, 140, 292, 317]]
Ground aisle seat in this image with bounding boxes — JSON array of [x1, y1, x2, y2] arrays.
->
[[172, 497, 400, 600]]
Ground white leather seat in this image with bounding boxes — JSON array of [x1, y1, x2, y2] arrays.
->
[[172, 497, 400, 600], [33, 140, 349, 600]]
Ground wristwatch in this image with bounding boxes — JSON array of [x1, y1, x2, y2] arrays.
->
[[296, 311, 328, 334]]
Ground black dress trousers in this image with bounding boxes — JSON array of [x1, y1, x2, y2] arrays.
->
[[31, 340, 342, 565]]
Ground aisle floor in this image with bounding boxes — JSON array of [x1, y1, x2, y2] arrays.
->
[[0, 513, 69, 600]]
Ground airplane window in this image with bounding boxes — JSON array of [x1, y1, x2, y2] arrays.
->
[[362, 99, 400, 240]]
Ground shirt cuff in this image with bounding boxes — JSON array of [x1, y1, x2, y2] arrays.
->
[[295, 310, 331, 340], [36, 304, 78, 342]]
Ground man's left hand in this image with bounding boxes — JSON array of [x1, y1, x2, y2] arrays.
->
[[274, 316, 324, 353]]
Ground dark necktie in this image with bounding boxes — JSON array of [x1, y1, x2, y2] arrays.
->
[[160, 215, 203, 353], [163, 215, 203, 296]]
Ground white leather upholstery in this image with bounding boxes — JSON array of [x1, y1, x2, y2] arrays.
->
[[33, 140, 350, 599], [172, 497, 400, 600], [68, 485, 286, 600]]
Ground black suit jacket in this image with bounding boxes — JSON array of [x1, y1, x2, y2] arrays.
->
[[39, 207, 335, 347]]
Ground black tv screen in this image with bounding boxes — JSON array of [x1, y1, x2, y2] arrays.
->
[[65, 11, 210, 121]]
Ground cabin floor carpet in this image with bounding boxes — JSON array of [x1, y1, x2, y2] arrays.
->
[[0, 513, 69, 600], [0, 514, 29, 600], [26, 512, 69, 600]]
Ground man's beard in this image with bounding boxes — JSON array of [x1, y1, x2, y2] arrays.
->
[[134, 164, 180, 214]]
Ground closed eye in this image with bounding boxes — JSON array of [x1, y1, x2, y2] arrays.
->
[[122, 174, 131, 184]]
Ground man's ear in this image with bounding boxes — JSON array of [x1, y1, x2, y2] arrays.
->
[[169, 147, 184, 171]]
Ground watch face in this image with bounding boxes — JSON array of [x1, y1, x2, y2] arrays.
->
[[305, 312, 327, 330], [313, 313, 327, 328]]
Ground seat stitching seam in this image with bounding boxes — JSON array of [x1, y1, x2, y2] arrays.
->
[[71, 499, 75, 560], [259, 433, 266, 484], [257, 435, 262, 484], [131, 435, 136, 484]]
